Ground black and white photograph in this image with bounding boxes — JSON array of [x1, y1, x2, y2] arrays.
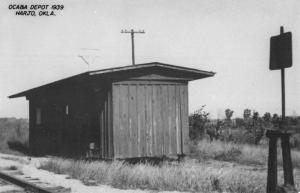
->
[[0, 0, 299, 192]]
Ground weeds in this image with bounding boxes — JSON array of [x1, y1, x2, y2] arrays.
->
[[38, 140, 300, 192], [40, 158, 266, 193], [192, 139, 300, 168]]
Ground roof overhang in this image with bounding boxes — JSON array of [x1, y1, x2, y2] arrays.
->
[[9, 62, 215, 99], [89, 62, 215, 78]]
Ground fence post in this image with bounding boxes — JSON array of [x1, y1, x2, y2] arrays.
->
[[281, 133, 294, 185], [266, 130, 279, 193]]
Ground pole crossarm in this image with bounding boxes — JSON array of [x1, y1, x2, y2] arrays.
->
[[121, 29, 145, 34], [121, 29, 145, 65]]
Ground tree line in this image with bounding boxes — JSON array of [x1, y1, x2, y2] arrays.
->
[[189, 106, 300, 149]]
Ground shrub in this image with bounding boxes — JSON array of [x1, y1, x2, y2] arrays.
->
[[189, 106, 210, 140], [0, 117, 29, 155]]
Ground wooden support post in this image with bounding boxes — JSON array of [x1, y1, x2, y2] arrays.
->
[[266, 131, 278, 193], [281, 133, 294, 186]]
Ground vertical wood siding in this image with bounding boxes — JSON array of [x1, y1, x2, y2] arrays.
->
[[28, 90, 96, 156], [112, 82, 188, 158], [28, 100, 36, 154], [99, 89, 114, 159]]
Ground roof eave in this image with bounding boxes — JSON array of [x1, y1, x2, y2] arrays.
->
[[8, 93, 26, 99], [8, 72, 89, 99], [8, 62, 215, 99], [89, 62, 215, 77]]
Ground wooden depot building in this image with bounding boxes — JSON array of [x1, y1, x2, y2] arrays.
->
[[9, 62, 215, 159]]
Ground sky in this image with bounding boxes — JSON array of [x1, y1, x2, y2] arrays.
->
[[0, 0, 299, 119]]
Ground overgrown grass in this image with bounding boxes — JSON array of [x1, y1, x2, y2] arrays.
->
[[192, 139, 300, 168], [39, 140, 300, 192], [40, 158, 270, 193]]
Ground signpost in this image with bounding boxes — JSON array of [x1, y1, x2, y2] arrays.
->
[[266, 26, 297, 193], [270, 29, 292, 70]]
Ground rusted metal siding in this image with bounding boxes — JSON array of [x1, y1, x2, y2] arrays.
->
[[112, 81, 188, 159]]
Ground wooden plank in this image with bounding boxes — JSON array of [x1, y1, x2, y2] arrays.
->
[[119, 85, 129, 158], [157, 85, 163, 156], [128, 74, 192, 81], [145, 85, 153, 156], [103, 98, 106, 158], [113, 80, 186, 85], [112, 85, 120, 158], [161, 85, 169, 155], [104, 99, 108, 158], [181, 85, 189, 154], [167, 85, 173, 155], [152, 85, 158, 156], [176, 85, 182, 154], [153, 85, 163, 156], [106, 92, 110, 158], [107, 90, 113, 158], [100, 109, 104, 158], [158, 85, 163, 155], [0, 171, 62, 193], [169, 85, 177, 155], [129, 85, 138, 157], [108, 88, 114, 158], [28, 100, 35, 153], [153, 85, 158, 156], [137, 85, 146, 157]]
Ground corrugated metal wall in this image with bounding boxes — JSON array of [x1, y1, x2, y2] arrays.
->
[[112, 81, 189, 159]]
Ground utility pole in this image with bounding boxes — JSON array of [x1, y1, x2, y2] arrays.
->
[[121, 29, 145, 65]]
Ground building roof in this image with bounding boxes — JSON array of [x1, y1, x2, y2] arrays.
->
[[9, 62, 215, 98]]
